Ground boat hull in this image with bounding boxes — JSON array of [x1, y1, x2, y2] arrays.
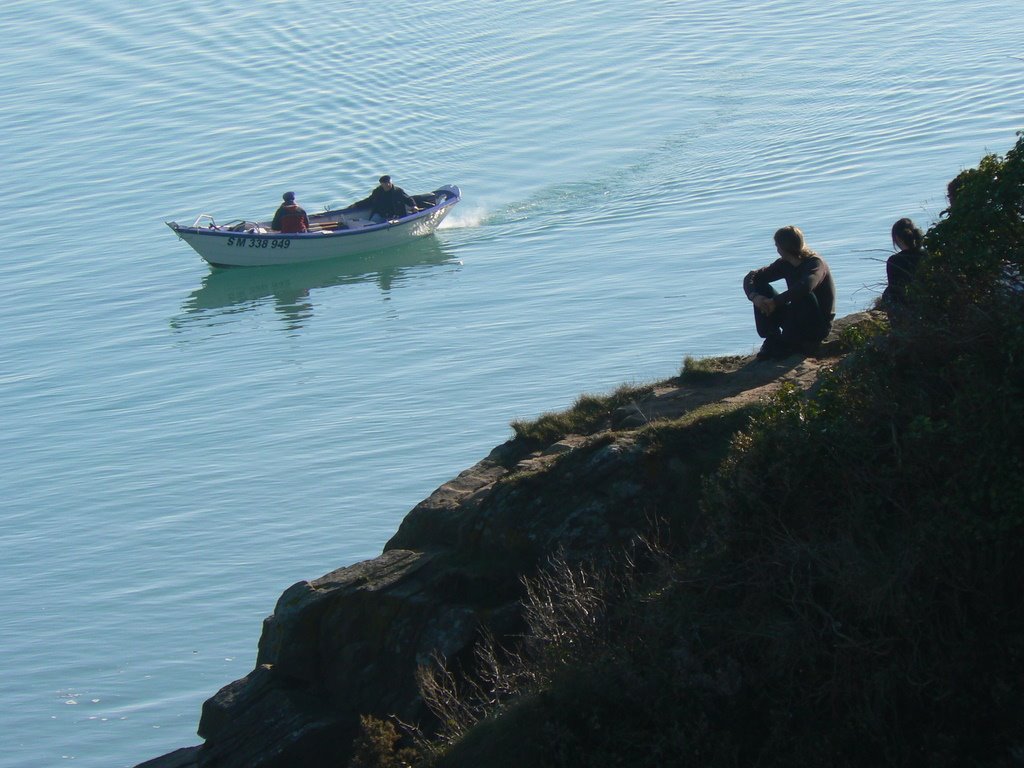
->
[[167, 185, 459, 267]]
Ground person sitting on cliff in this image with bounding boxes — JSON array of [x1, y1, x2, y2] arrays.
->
[[271, 191, 309, 233], [345, 175, 420, 222], [743, 225, 837, 360], [880, 217, 925, 307]]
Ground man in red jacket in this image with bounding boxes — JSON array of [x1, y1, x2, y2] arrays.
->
[[271, 191, 309, 233]]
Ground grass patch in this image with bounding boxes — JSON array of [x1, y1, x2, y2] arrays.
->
[[510, 383, 654, 445], [640, 400, 750, 436], [679, 354, 745, 382]]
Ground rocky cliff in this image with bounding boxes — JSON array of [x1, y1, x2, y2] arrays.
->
[[137, 313, 875, 768]]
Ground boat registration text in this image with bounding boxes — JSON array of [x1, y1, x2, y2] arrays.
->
[[225, 237, 292, 249]]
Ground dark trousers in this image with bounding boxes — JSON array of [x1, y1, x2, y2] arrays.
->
[[752, 282, 831, 345]]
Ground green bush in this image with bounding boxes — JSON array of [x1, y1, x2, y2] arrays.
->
[[919, 131, 1024, 312], [348, 716, 422, 768]]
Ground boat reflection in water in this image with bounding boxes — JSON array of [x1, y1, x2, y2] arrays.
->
[[173, 236, 459, 331]]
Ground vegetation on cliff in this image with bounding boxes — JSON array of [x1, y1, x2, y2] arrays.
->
[[348, 133, 1024, 768]]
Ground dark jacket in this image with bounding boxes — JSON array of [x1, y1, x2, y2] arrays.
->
[[744, 255, 836, 320], [350, 185, 416, 219], [882, 248, 924, 305], [272, 203, 309, 233]]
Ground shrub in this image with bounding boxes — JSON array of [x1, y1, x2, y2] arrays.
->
[[919, 131, 1024, 312], [348, 715, 422, 768]]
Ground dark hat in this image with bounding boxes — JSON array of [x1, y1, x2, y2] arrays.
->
[[283, 191, 296, 202], [379, 175, 391, 184]]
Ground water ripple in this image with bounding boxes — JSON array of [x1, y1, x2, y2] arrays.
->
[[3, 2, 1024, 767]]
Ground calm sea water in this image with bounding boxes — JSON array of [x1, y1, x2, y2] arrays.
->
[[1, 1, 1021, 765]]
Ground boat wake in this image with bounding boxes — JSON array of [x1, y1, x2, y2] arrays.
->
[[438, 207, 487, 230]]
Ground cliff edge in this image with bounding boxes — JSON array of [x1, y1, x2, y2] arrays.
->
[[137, 312, 877, 768]]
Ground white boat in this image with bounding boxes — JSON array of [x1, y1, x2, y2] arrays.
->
[[166, 184, 460, 267]]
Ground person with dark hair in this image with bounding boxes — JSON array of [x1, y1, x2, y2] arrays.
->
[[881, 217, 925, 307], [946, 175, 965, 208], [271, 191, 309, 233], [346, 175, 420, 222], [743, 225, 837, 360]]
